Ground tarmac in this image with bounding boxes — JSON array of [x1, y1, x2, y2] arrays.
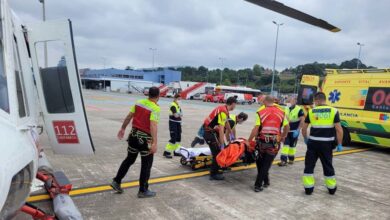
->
[[16, 90, 390, 220]]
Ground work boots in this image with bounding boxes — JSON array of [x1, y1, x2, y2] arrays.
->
[[328, 187, 337, 195], [137, 190, 156, 198], [278, 161, 288, 167], [191, 136, 203, 148], [110, 179, 124, 194], [209, 173, 225, 181], [163, 151, 172, 159], [254, 185, 264, 192], [305, 188, 314, 195]]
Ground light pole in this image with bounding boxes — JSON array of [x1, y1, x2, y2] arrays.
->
[[218, 57, 226, 85], [149, 48, 157, 69], [101, 57, 106, 69], [100, 57, 107, 91], [356, 42, 364, 69], [271, 21, 283, 95], [39, 0, 48, 68]]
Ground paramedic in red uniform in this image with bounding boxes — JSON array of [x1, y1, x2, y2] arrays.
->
[[248, 96, 289, 192], [110, 87, 160, 198], [203, 97, 237, 180]]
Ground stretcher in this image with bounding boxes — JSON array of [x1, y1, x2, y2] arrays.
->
[[179, 139, 256, 170], [179, 147, 213, 170], [216, 139, 256, 168]]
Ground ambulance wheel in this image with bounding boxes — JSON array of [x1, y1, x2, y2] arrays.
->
[[342, 127, 351, 146], [180, 157, 187, 165]]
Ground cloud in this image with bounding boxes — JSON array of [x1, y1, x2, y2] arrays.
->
[[9, 0, 390, 70]]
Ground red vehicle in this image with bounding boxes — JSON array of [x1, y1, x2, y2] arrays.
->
[[203, 93, 214, 102], [204, 86, 261, 104], [213, 94, 225, 103], [203, 92, 224, 103]]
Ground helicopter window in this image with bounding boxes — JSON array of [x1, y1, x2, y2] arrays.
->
[[13, 37, 28, 117], [34, 41, 75, 114], [0, 39, 10, 114]]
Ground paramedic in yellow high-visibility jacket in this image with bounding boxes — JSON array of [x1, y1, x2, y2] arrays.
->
[[163, 94, 183, 158]]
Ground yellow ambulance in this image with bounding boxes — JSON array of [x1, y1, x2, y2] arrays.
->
[[297, 69, 390, 147]]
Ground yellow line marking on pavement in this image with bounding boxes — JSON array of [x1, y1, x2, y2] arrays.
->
[[27, 147, 371, 203]]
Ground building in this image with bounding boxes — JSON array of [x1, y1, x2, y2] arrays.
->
[[81, 68, 181, 93]]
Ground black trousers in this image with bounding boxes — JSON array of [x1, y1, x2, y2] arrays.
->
[[114, 133, 154, 192], [203, 129, 221, 175], [255, 152, 275, 187], [168, 120, 182, 144], [304, 140, 335, 177]]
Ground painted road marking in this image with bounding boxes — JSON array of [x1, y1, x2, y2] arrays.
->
[[27, 147, 371, 203]]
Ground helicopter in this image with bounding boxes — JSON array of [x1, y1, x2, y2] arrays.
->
[[0, 0, 339, 219]]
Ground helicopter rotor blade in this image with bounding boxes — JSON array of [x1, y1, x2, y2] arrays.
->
[[244, 0, 341, 32]]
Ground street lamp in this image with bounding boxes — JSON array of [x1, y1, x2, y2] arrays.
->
[[271, 21, 283, 96], [356, 42, 364, 69], [101, 57, 106, 69], [39, 0, 48, 68], [218, 57, 226, 85], [149, 48, 157, 69]]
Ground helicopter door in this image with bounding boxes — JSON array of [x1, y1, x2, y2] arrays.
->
[[27, 20, 94, 155]]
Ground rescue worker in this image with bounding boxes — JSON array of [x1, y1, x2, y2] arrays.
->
[[302, 92, 343, 195], [111, 87, 160, 198], [225, 112, 248, 142], [163, 94, 183, 158], [191, 112, 248, 147], [278, 97, 304, 166], [190, 125, 205, 147], [203, 97, 237, 180], [248, 96, 289, 192]]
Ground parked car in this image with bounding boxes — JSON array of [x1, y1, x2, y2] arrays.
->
[[166, 88, 182, 98]]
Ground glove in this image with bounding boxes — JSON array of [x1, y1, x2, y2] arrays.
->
[[220, 144, 225, 150], [304, 137, 308, 145], [293, 130, 300, 138], [229, 133, 235, 142], [336, 144, 343, 152]]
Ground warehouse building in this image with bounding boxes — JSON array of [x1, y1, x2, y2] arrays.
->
[[81, 68, 181, 93]]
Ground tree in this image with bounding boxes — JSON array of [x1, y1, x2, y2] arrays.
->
[[179, 59, 376, 92], [253, 64, 262, 76], [340, 58, 367, 69]]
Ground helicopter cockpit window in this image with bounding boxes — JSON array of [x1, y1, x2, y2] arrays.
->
[[34, 41, 75, 114], [0, 39, 9, 114]]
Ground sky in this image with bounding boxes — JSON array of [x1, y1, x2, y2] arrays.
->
[[9, 0, 390, 70]]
